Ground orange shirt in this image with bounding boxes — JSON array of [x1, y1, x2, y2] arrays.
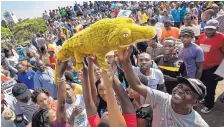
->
[[162, 3, 167, 11], [161, 27, 180, 42]]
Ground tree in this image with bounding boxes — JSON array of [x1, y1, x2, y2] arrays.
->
[[1, 26, 11, 40], [11, 18, 47, 41], [1, 20, 7, 27]]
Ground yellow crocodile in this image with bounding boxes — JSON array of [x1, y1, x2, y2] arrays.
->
[[55, 17, 156, 84]]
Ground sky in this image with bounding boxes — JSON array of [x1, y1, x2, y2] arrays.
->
[[1, 1, 84, 19]]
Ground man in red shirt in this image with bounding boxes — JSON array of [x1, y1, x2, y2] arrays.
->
[[197, 19, 224, 113]]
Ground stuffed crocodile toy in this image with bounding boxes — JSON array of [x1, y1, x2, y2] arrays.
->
[[55, 17, 156, 84]]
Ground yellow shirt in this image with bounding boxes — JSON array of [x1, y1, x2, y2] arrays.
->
[[142, 13, 149, 24], [72, 83, 83, 95]]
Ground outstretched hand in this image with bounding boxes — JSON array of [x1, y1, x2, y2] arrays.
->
[[86, 55, 100, 67], [77, 63, 88, 81], [117, 45, 133, 62], [102, 70, 113, 88], [56, 60, 69, 78]]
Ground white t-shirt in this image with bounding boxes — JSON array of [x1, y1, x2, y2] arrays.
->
[[180, 25, 200, 37], [142, 88, 209, 127], [65, 95, 89, 127], [15, 90, 39, 122], [133, 67, 164, 89]]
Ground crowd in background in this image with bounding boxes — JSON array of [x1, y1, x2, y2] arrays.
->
[[1, 1, 224, 127]]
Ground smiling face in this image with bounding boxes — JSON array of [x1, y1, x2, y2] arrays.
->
[[171, 83, 199, 107], [163, 39, 175, 55]]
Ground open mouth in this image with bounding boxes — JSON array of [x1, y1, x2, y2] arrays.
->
[[173, 93, 183, 100]]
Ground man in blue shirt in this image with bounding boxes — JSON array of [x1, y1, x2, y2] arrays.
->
[[16, 63, 35, 90], [171, 2, 181, 28], [178, 28, 204, 79], [33, 60, 57, 99]]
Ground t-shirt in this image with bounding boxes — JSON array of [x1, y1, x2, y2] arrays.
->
[[161, 27, 180, 42], [15, 90, 39, 122], [171, 8, 181, 22], [133, 67, 164, 89], [142, 88, 209, 127], [53, 120, 70, 127], [180, 25, 200, 37], [197, 32, 224, 69], [65, 95, 89, 127], [155, 55, 186, 93], [178, 43, 204, 78], [18, 70, 35, 90]]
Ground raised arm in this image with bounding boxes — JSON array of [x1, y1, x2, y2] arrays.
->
[[118, 46, 148, 98], [101, 70, 126, 127], [109, 63, 135, 114], [78, 64, 98, 117], [56, 60, 68, 124], [86, 56, 99, 106]]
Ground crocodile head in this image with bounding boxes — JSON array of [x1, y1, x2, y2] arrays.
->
[[108, 17, 156, 50]]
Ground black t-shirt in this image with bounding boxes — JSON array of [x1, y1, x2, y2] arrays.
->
[[155, 55, 187, 93]]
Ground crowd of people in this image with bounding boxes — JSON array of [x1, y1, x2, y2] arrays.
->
[[1, 1, 224, 127]]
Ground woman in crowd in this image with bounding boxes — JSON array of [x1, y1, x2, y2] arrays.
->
[[3, 47, 19, 78]]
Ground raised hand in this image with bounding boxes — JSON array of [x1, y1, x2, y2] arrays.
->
[[117, 45, 133, 62], [56, 60, 69, 78], [70, 105, 84, 118], [101, 70, 113, 88]]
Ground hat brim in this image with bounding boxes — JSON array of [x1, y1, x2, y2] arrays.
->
[[177, 76, 200, 96], [204, 26, 217, 29]]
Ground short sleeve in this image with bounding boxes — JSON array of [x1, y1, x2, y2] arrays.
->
[[123, 114, 137, 127], [88, 114, 100, 127], [144, 87, 170, 108], [195, 47, 204, 62], [156, 69, 164, 84]]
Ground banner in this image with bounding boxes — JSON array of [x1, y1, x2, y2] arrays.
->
[[2, 78, 17, 95], [214, 59, 224, 78]]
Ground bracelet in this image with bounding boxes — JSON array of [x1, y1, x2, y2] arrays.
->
[[57, 75, 66, 82]]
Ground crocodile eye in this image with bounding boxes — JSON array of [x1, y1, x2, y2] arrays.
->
[[123, 33, 129, 37]]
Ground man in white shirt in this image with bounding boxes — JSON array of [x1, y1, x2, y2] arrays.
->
[[132, 52, 165, 91], [118, 46, 209, 127], [65, 83, 89, 127], [180, 14, 200, 40]]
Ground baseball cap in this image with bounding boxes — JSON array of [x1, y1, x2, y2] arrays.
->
[[205, 19, 219, 29], [177, 76, 207, 100], [12, 83, 31, 100], [180, 28, 195, 38]]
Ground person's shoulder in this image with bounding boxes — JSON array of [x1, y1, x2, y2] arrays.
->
[[216, 32, 224, 38], [192, 110, 209, 127], [151, 67, 163, 75]]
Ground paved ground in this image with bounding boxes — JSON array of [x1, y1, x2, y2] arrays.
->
[[197, 80, 224, 127]]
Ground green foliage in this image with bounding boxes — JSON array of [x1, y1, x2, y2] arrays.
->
[[11, 18, 47, 41], [1, 26, 11, 40]]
